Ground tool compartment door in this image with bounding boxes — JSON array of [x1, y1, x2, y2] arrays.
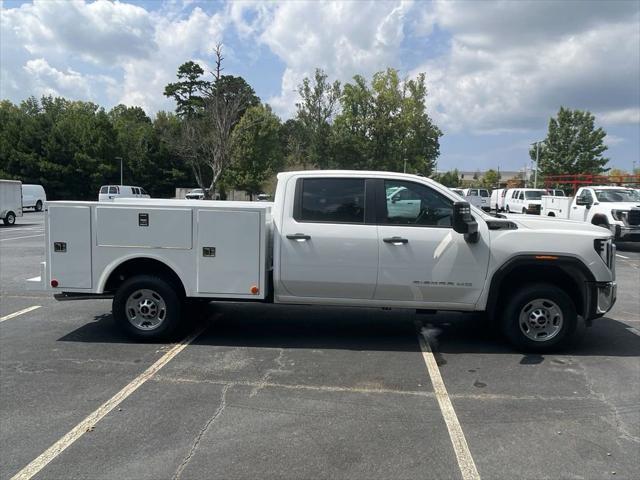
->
[[48, 205, 92, 288], [197, 210, 262, 295]]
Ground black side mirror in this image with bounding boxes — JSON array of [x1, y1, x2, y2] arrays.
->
[[453, 201, 479, 242], [575, 197, 592, 207]]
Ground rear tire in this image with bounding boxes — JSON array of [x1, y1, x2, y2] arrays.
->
[[35, 200, 43, 212], [112, 274, 182, 341], [522, 208, 527, 214], [501, 283, 577, 352], [506, 206, 510, 213], [3, 212, 16, 226]]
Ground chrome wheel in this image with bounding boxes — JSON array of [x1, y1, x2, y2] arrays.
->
[[519, 298, 563, 342], [125, 289, 167, 330]]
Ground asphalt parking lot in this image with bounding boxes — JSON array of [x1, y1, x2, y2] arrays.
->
[[1, 211, 639, 480]]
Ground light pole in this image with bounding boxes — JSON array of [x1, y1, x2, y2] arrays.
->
[[530, 141, 543, 188], [115, 156, 123, 185]]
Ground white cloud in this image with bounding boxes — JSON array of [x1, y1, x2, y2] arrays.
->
[[413, 0, 640, 132], [1, 0, 226, 112], [249, 0, 413, 117]]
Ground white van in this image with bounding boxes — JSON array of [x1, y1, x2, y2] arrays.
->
[[99, 185, 150, 202], [490, 188, 508, 211], [1, 179, 23, 225], [462, 188, 490, 211], [504, 188, 547, 214], [22, 184, 47, 211]]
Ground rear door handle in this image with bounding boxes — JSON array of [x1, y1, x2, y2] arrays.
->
[[287, 233, 311, 241], [383, 237, 409, 245]]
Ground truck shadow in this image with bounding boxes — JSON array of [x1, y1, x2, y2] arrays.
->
[[59, 302, 640, 358], [616, 242, 640, 253]]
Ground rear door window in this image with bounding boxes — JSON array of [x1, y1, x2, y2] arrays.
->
[[100, 186, 108, 194], [295, 178, 365, 224], [108, 186, 118, 194]]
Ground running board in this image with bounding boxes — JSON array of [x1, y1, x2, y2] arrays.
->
[[54, 293, 113, 301]]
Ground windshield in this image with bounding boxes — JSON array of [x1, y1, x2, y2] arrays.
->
[[524, 191, 544, 200], [594, 189, 640, 202], [479, 190, 489, 197]]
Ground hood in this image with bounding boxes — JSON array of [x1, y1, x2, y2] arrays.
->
[[598, 202, 640, 210], [501, 214, 612, 236]]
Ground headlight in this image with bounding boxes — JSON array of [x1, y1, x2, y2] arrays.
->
[[611, 209, 628, 222]]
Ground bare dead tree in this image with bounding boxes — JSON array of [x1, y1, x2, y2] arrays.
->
[[213, 43, 224, 81]]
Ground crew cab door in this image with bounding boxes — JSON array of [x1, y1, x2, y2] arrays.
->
[[374, 179, 490, 306], [279, 177, 378, 299]]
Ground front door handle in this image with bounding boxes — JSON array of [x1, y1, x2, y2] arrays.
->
[[383, 237, 409, 245], [287, 233, 311, 241]]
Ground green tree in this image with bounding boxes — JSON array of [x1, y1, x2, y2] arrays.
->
[[482, 169, 501, 188], [331, 69, 441, 174], [225, 105, 284, 198], [163, 61, 210, 118], [437, 169, 460, 187], [532, 107, 609, 176], [167, 46, 260, 197], [295, 69, 341, 168]]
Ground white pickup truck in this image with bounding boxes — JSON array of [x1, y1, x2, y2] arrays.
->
[[37, 170, 617, 351], [541, 186, 640, 242]]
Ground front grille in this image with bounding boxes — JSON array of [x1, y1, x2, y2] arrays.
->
[[594, 238, 615, 272], [628, 208, 640, 226]]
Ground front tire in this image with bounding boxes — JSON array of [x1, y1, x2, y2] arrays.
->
[[112, 274, 182, 340], [3, 212, 16, 226], [501, 283, 577, 352], [35, 200, 43, 212], [506, 206, 510, 213], [522, 208, 527, 215]]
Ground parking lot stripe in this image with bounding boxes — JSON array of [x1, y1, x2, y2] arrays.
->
[[10, 324, 208, 480], [0, 305, 41, 323], [0, 234, 44, 242], [616, 254, 629, 259], [418, 328, 481, 480]]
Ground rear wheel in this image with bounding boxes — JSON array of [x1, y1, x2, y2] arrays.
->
[[506, 206, 510, 213], [3, 211, 16, 226], [522, 208, 527, 214], [501, 283, 577, 351], [35, 200, 43, 212], [112, 274, 182, 340]]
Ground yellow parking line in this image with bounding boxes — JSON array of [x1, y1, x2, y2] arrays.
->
[[418, 328, 481, 480], [10, 324, 207, 480], [0, 305, 41, 323]]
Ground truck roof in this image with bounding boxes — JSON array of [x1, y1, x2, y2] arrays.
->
[[277, 170, 442, 187]]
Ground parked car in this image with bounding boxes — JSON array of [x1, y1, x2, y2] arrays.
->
[[99, 185, 150, 202], [462, 188, 490, 211], [504, 188, 547, 214], [541, 186, 640, 241], [547, 189, 565, 197], [1, 179, 23, 225], [449, 188, 465, 197], [185, 188, 205, 200], [37, 170, 617, 351], [256, 193, 271, 201], [21, 184, 47, 211]]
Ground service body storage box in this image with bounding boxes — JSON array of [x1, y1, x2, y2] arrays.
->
[[46, 199, 272, 299]]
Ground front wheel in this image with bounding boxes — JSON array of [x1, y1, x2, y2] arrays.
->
[[112, 274, 182, 340], [3, 212, 16, 226], [35, 200, 43, 212], [501, 283, 578, 352], [506, 206, 510, 213], [522, 208, 527, 215]]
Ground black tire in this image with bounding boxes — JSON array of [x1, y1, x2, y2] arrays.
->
[[501, 283, 578, 352], [506, 206, 510, 213], [3, 212, 16, 226], [35, 200, 43, 212], [112, 274, 182, 341], [522, 208, 527, 215]]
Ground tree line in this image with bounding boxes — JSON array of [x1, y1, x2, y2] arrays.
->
[[1, 43, 616, 200], [0, 47, 442, 200]]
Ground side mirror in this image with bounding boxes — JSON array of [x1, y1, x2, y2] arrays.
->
[[575, 197, 592, 207], [452, 201, 479, 242]]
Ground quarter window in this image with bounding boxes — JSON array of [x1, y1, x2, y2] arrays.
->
[[296, 178, 365, 224], [100, 186, 108, 194], [382, 180, 453, 227], [108, 186, 118, 194]]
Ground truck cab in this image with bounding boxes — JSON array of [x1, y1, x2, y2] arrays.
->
[[571, 186, 640, 241]]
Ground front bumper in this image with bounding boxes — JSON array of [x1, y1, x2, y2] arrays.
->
[[612, 224, 640, 242], [586, 281, 617, 321]]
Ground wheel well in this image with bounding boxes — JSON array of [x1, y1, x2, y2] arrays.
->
[[489, 264, 585, 318], [104, 258, 186, 298]]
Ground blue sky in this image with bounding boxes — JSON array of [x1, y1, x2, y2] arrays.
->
[[2, 0, 639, 172]]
